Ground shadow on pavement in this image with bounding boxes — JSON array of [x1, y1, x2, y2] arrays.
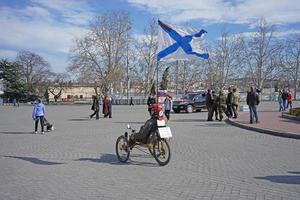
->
[[0, 131, 35, 135], [288, 171, 300, 174], [2, 155, 64, 165], [279, 119, 300, 125], [75, 153, 158, 167], [255, 175, 300, 184]]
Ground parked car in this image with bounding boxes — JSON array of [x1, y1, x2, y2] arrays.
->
[[172, 93, 206, 113]]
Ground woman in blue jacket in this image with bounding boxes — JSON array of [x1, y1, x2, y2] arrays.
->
[[32, 99, 45, 134]]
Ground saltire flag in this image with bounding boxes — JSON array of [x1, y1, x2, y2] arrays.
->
[[157, 20, 209, 61]]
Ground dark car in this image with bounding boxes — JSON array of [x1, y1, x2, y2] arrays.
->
[[172, 93, 206, 113]]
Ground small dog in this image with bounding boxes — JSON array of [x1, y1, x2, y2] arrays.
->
[[44, 118, 54, 132]]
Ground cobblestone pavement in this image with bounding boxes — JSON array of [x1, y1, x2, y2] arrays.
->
[[0, 103, 300, 200]]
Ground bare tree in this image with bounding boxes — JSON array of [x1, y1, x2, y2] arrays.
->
[[16, 51, 53, 98], [135, 18, 158, 97], [68, 11, 132, 97], [48, 73, 70, 102], [284, 34, 300, 99], [168, 60, 208, 93], [207, 29, 244, 91], [242, 19, 283, 90]]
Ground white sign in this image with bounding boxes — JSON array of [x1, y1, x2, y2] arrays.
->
[[158, 127, 172, 138]]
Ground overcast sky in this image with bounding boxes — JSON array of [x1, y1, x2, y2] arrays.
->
[[1, 0, 300, 72]]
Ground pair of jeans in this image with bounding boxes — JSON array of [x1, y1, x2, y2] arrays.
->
[[35, 116, 44, 132], [279, 102, 284, 111], [90, 110, 99, 119], [165, 110, 170, 120], [283, 99, 288, 110], [248, 105, 258, 123]]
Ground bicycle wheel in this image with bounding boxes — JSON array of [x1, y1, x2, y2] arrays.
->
[[147, 133, 156, 156], [153, 139, 171, 166], [115, 135, 130, 163]]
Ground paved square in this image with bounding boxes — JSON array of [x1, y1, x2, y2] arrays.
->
[[0, 103, 300, 200]]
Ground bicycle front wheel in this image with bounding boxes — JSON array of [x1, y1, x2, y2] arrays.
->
[[115, 135, 130, 163], [153, 139, 171, 166]]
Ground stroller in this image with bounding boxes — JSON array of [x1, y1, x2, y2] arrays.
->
[[44, 118, 54, 132]]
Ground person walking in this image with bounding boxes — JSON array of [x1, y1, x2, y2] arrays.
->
[[206, 89, 213, 121], [164, 95, 173, 120], [246, 86, 260, 124], [216, 90, 227, 121], [103, 96, 110, 118], [232, 87, 240, 118], [130, 97, 134, 106], [212, 91, 219, 120], [287, 89, 293, 109], [147, 95, 156, 116], [32, 99, 45, 134], [90, 96, 100, 119], [277, 90, 284, 112], [108, 96, 112, 118], [281, 88, 288, 110], [226, 87, 233, 118]]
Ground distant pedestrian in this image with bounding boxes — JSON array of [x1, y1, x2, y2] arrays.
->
[[164, 95, 173, 120], [281, 88, 288, 110], [287, 89, 293, 109], [212, 91, 219, 120], [216, 90, 227, 121], [147, 95, 156, 116], [103, 96, 110, 118], [277, 90, 284, 112], [13, 98, 17, 106], [206, 89, 213, 121], [130, 97, 134, 106], [108, 96, 112, 118], [246, 87, 259, 124], [90, 96, 100, 120], [32, 99, 45, 134], [232, 87, 240, 118], [226, 87, 233, 118]]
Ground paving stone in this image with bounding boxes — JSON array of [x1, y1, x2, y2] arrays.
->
[[0, 102, 299, 200]]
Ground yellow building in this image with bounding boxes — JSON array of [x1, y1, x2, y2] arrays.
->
[[48, 85, 95, 103]]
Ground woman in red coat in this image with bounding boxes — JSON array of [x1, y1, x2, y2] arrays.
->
[[103, 96, 110, 118], [287, 90, 293, 109]]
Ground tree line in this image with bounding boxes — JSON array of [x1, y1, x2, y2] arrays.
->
[[1, 11, 300, 102]]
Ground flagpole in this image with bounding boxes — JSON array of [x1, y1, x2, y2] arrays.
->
[[156, 60, 159, 104]]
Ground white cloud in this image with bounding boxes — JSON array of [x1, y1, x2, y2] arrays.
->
[[0, 1, 92, 72], [127, 0, 300, 25], [31, 0, 95, 25]]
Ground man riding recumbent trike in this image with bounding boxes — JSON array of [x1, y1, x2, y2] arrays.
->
[[115, 103, 172, 166]]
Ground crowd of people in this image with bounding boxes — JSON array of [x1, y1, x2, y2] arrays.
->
[[205, 87, 241, 122], [277, 88, 293, 111], [89, 95, 113, 120], [28, 86, 295, 133]]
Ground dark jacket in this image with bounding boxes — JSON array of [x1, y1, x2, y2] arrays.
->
[[282, 91, 288, 100], [226, 92, 233, 105], [247, 92, 259, 106], [147, 97, 156, 108], [206, 92, 213, 107]]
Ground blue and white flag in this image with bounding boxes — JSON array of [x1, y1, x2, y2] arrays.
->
[[157, 20, 209, 61]]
